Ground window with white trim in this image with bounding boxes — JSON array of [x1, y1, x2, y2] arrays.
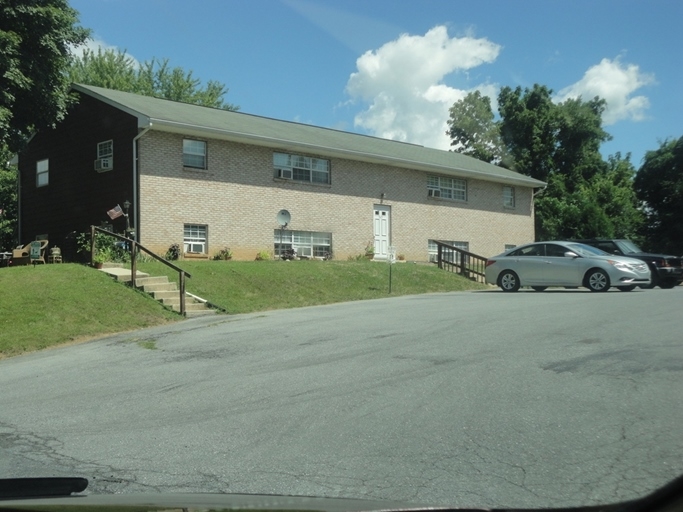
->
[[503, 186, 515, 208], [505, 244, 517, 252], [36, 159, 49, 187], [274, 230, 332, 258], [183, 139, 207, 169], [428, 239, 469, 262], [427, 175, 467, 201], [184, 224, 207, 254], [273, 152, 330, 184], [97, 140, 113, 158]]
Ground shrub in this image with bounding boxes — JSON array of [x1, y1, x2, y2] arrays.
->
[[213, 247, 233, 260], [165, 243, 180, 261], [255, 250, 271, 261]]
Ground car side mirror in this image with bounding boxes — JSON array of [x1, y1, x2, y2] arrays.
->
[[564, 251, 579, 258]]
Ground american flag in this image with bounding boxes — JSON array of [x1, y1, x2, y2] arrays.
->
[[107, 205, 124, 220]]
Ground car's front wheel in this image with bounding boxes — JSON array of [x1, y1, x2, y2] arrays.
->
[[641, 270, 659, 289], [659, 280, 678, 289], [586, 269, 610, 292], [499, 270, 520, 292]]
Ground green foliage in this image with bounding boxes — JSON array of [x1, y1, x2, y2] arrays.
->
[[255, 250, 272, 261], [213, 247, 233, 260], [446, 91, 505, 164], [634, 136, 683, 254], [75, 230, 129, 263], [67, 48, 239, 111], [0, 150, 17, 250], [0, 0, 90, 153], [495, 83, 642, 241], [165, 243, 180, 261]]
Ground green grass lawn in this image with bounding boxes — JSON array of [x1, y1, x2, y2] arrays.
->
[[0, 260, 486, 358], [134, 258, 487, 313]]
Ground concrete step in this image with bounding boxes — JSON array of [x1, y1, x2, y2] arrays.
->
[[184, 308, 218, 318], [100, 267, 150, 282], [141, 282, 177, 293], [135, 276, 171, 286], [151, 290, 181, 300], [171, 301, 216, 314]]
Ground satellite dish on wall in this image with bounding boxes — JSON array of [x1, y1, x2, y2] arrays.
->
[[277, 209, 291, 227]]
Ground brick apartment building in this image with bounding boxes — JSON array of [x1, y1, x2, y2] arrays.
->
[[17, 84, 545, 262]]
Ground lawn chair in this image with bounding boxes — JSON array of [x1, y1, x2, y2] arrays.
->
[[11, 240, 48, 266]]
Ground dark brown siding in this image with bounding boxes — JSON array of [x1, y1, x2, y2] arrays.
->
[[18, 93, 138, 260]]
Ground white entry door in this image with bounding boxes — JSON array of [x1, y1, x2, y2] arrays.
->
[[373, 205, 391, 259]]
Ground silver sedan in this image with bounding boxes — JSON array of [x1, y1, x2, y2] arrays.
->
[[485, 241, 651, 292]]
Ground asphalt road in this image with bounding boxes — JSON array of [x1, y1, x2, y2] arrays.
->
[[1, 287, 682, 509]]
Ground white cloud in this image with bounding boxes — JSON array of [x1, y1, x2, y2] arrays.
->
[[555, 58, 655, 125], [70, 37, 140, 68], [345, 26, 501, 150]]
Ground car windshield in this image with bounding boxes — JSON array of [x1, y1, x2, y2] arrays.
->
[[615, 239, 644, 254], [565, 243, 611, 257]]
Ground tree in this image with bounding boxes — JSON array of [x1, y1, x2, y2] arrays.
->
[[67, 48, 239, 111], [495, 84, 643, 241], [446, 91, 504, 164], [0, 147, 17, 250], [634, 136, 683, 254], [0, 0, 90, 153]]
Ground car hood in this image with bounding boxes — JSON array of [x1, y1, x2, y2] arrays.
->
[[624, 251, 681, 262], [3, 476, 683, 512]]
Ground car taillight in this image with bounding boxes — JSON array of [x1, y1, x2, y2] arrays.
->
[[486, 260, 496, 267]]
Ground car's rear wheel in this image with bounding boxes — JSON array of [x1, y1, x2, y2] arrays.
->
[[617, 285, 636, 292], [586, 269, 610, 292], [499, 270, 520, 292], [531, 286, 547, 292]]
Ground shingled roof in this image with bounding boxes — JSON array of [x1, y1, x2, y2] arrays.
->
[[73, 83, 545, 188]]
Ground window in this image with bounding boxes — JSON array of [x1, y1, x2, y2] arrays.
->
[[504, 244, 517, 252], [546, 243, 569, 257], [428, 239, 469, 263], [273, 152, 330, 184], [427, 176, 467, 201], [274, 230, 332, 258], [183, 139, 207, 169], [97, 140, 113, 158], [184, 224, 207, 253], [36, 159, 49, 187], [509, 244, 544, 257], [503, 186, 515, 208]]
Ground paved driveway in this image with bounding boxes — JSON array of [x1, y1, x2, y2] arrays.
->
[[1, 288, 682, 509]]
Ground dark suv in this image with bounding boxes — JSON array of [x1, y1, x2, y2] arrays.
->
[[574, 239, 682, 289]]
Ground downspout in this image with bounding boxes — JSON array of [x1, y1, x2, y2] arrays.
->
[[132, 125, 151, 242]]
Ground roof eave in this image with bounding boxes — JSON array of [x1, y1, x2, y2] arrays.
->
[[71, 83, 151, 130]]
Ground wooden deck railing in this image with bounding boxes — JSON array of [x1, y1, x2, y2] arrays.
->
[[90, 226, 192, 315], [434, 240, 487, 284]]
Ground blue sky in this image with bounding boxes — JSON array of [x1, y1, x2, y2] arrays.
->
[[69, 0, 682, 167]]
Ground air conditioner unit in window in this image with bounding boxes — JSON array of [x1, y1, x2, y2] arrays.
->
[[94, 158, 113, 172], [277, 168, 293, 179], [428, 188, 441, 197]]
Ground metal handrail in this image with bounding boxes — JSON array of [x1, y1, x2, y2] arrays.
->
[[434, 240, 487, 283], [90, 226, 192, 315]]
